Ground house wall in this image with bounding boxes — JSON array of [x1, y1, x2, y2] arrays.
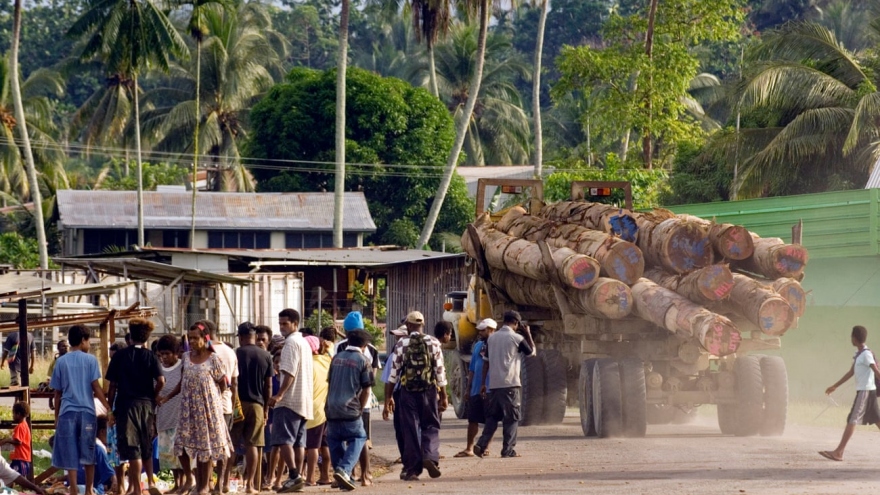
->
[[385, 256, 469, 338]]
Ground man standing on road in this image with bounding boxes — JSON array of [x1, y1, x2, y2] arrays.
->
[[455, 318, 496, 458], [474, 310, 535, 459], [384, 311, 447, 481], [820, 325, 880, 461], [267, 309, 314, 493], [233, 322, 274, 493], [2, 329, 34, 387]]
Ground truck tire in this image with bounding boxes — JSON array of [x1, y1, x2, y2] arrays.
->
[[593, 358, 624, 438], [520, 354, 545, 426], [444, 350, 468, 419], [618, 359, 647, 437], [541, 349, 568, 424], [760, 356, 788, 436], [579, 359, 598, 437], [734, 355, 764, 436]]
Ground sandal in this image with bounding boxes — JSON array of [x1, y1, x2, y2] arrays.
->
[[819, 450, 842, 462], [453, 450, 475, 458]]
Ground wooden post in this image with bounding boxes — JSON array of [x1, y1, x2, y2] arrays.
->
[[792, 219, 803, 245], [99, 312, 114, 376], [17, 298, 32, 481]]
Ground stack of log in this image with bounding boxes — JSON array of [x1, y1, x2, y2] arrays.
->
[[461, 201, 809, 357]]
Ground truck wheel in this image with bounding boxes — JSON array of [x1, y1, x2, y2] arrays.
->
[[717, 403, 737, 434], [618, 359, 647, 437], [760, 356, 788, 436], [541, 349, 568, 424], [593, 358, 624, 438], [579, 359, 598, 437], [445, 350, 468, 419], [520, 354, 545, 426], [734, 355, 764, 436]]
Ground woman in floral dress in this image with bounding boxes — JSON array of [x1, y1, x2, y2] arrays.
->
[[159, 322, 230, 495]]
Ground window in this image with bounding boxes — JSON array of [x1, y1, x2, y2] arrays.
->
[[162, 230, 190, 249], [82, 229, 136, 254], [285, 232, 359, 248], [208, 231, 272, 249]]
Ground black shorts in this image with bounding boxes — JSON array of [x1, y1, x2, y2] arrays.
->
[[467, 394, 486, 424], [305, 422, 327, 450], [116, 401, 155, 461]]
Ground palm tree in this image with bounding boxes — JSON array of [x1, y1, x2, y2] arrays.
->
[[412, 0, 451, 98], [333, 0, 351, 248], [8, 0, 48, 268], [417, 0, 489, 249], [66, 57, 135, 156], [68, 0, 188, 246], [141, 2, 286, 192], [433, 23, 531, 165], [720, 22, 880, 197], [532, 0, 548, 178]]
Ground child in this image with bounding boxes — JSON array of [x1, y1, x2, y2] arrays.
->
[[820, 325, 880, 461], [156, 335, 186, 494], [47, 340, 69, 410], [433, 321, 453, 345], [51, 324, 111, 495], [48, 418, 115, 495], [1, 402, 31, 478]]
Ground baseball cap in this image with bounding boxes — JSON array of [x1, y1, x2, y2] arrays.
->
[[476, 318, 497, 330], [390, 324, 408, 337], [237, 321, 256, 336], [405, 311, 425, 324]]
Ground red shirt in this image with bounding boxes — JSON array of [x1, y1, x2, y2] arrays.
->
[[10, 421, 30, 462]]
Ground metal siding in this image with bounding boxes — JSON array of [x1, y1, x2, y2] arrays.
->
[[385, 257, 469, 331], [668, 189, 877, 259]]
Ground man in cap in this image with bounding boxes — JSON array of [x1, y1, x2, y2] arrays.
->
[[384, 311, 447, 481], [473, 310, 535, 459], [454, 318, 497, 458]]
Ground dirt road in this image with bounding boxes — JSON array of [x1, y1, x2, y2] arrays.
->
[[368, 409, 880, 494]]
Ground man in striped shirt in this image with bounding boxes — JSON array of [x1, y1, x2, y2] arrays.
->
[[383, 311, 447, 481]]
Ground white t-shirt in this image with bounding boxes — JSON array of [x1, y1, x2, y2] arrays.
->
[[854, 347, 876, 391], [212, 341, 239, 415], [0, 455, 20, 486], [278, 332, 314, 420]]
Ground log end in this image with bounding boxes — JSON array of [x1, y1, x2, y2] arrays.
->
[[713, 225, 755, 261], [772, 244, 810, 279], [697, 316, 742, 357], [559, 254, 600, 290], [655, 219, 714, 273], [757, 297, 796, 336], [496, 206, 528, 233], [772, 278, 807, 318], [587, 278, 633, 319], [694, 264, 735, 302], [607, 212, 639, 243], [603, 241, 645, 285]]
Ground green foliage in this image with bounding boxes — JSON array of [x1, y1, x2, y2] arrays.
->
[[0, 232, 43, 269], [661, 139, 731, 205], [247, 67, 473, 247], [363, 317, 384, 348], [544, 157, 670, 209], [304, 309, 335, 334], [98, 159, 189, 190]]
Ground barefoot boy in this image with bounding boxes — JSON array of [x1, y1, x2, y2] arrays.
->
[[820, 325, 880, 461], [1, 402, 31, 478]]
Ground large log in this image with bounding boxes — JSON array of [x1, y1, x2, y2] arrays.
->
[[630, 278, 741, 356], [643, 264, 735, 305], [733, 234, 809, 280], [461, 217, 600, 290], [496, 207, 645, 284], [635, 210, 714, 273], [677, 214, 754, 261], [539, 201, 639, 242], [491, 270, 632, 319], [724, 273, 795, 336], [771, 277, 807, 318]]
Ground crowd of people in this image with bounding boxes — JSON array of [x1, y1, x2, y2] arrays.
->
[[0, 304, 543, 494]]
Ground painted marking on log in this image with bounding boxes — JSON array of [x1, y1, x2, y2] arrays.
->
[[570, 258, 597, 287], [728, 330, 742, 352], [705, 324, 725, 356], [781, 287, 805, 314], [624, 246, 640, 263], [761, 316, 775, 331], [612, 259, 628, 280], [713, 281, 734, 299]]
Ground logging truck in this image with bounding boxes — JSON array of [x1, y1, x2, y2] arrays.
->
[[441, 179, 808, 437]]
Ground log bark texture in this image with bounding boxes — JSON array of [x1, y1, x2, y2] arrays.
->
[[635, 212, 714, 273], [491, 270, 632, 319], [630, 278, 741, 356], [771, 277, 806, 318], [733, 234, 809, 280], [497, 207, 645, 284], [677, 214, 754, 261], [643, 264, 734, 305], [462, 219, 600, 290], [538, 201, 639, 242], [724, 273, 795, 336]]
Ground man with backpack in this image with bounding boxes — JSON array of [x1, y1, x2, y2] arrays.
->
[[383, 311, 447, 481]]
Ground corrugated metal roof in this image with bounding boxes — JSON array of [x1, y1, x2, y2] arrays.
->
[[135, 247, 465, 267], [667, 189, 879, 260], [53, 258, 252, 285], [56, 190, 377, 232], [0, 272, 135, 300], [866, 157, 880, 189]]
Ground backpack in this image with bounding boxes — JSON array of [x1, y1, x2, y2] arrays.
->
[[401, 333, 436, 392]]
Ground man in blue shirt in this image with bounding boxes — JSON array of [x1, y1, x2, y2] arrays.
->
[[454, 318, 496, 458], [51, 324, 111, 495]]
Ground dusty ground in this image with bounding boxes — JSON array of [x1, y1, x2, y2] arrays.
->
[[362, 407, 880, 495]]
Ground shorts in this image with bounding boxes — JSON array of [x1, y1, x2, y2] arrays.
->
[[362, 411, 371, 440], [158, 429, 181, 470], [467, 394, 487, 424], [107, 424, 126, 466], [270, 407, 307, 448], [847, 390, 880, 425], [231, 402, 266, 448], [305, 422, 327, 450], [10, 460, 31, 479], [116, 401, 156, 460], [52, 411, 97, 469]]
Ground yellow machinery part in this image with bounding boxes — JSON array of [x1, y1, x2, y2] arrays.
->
[[458, 314, 478, 349]]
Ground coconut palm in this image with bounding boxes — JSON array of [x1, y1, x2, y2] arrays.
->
[[141, 1, 287, 192], [412, 0, 451, 98], [433, 23, 531, 166], [723, 21, 880, 197], [332, 0, 351, 248], [532, 0, 548, 177], [68, 0, 188, 246], [66, 57, 135, 154]]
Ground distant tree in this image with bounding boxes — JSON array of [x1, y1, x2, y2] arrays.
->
[[247, 67, 472, 248], [0, 232, 42, 269]]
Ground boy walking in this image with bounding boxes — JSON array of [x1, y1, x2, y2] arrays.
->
[[105, 318, 165, 495], [326, 330, 374, 491], [51, 324, 111, 495], [820, 325, 880, 461]]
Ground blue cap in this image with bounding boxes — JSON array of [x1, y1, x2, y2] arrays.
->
[[343, 311, 364, 332]]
